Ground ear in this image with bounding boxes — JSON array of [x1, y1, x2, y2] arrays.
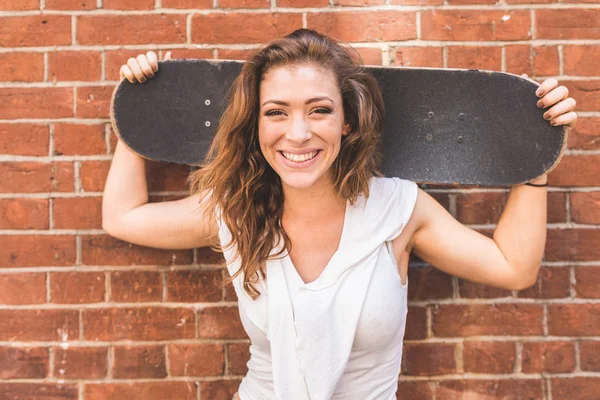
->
[[342, 122, 351, 136]]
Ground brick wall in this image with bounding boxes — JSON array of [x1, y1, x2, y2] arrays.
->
[[0, 0, 598, 399]]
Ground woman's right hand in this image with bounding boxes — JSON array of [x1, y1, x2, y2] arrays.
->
[[119, 51, 173, 83]]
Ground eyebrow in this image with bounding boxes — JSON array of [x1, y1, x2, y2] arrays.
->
[[261, 96, 334, 107]]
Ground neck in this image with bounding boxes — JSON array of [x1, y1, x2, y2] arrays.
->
[[282, 178, 345, 221]]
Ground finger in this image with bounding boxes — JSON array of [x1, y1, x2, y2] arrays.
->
[[164, 51, 173, 61], [542, 97, 576, 121], [521, 73, 529, 78], [549, 111, 578, 127], [535, 78, 558, 97], [136, 54, 155, 78], [146, 51, 159, 73], [119, 65, 136, 84], [127, 57, 146, 83], [537, 85, 568, 108]]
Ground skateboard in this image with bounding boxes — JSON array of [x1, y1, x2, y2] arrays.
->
[[110, 59, 567, 186]]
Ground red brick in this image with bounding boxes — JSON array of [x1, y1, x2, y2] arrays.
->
[[307, 12, 416, 42], [506, 45, 533, 76], [571, 192, 600, 224], [0, 16, 71, 47], [81, 235, 193, 266], [46, 0, 96, 9], [50, 272, 105, 304], [0, 309, 79, 341], [0, 198, 48, 229], [217, 49, 256, 61], [447, 46, 501, 71], [110, 270, 163, 302], [162, 0, 211, 7], [402, 343, 456, 376], [104, 0, 154, 9], [167, 269, 222, 302], [421, 11, 530, 41], [54, 123, 107, 156], [83, 307, 195, 341], [76, 86, 112, 118], [77, 15, 186, 45], [517, 266, 570, 299], [391, 0, 442, 4], [458, 280, 512, 298], [193, 13, 302, 44], [568, 80, 600, 111], [0, 347, 48, 378], [574, 266, 600, 299], [333, 0, 384, 6], [437, 380, 543, 399], [352, 47, 382, 66], [278, 0, 328, 6], [53, 346, 107, 379], [522, 341, 576, 373], [548, 304, 600, 336], [463, 341, 515, 373], [533, 45, 559, 76], [146, 161, 192, 192], [169, 343, 225, 376], [0, 53, 44, 82], [405, 306, 427, 340], [84, 382, 197, 400], [568, 117, 600, 150], [197, 306, 246, 339], [564, 45, 600, 76], [407, 266, 453, 301], [114, 345, 166, 378], [0, 162, 73, 193], [227, 342, 249, 375], [48, 51, 101, 82], [447, 0, 495, 4], [456, 191, 506, 224], [0, 383, 78, 400], [105, 48, 160, 81], [507, 0, 553, 3], [80, 160, 109, 192], [549, 155, 600, 186], [552, 378, 600, 400], [0, 88, 73, 119], [199, 380, 240, 400], [548, 192, 567, 223], [0, 0, 38, 9], [0, 235, 76, 267], [536, 9, 600, 39], [54, 197, 102, 229], [580, 341, 600, 371], [220, 0, 270, 7], [392, 47, 443, 68], [546, 229, 600, 261], [396, 381, 435, 400], [433, 304, 543, 337], [0, 273, 46, 305], [0, 124, 49, 156], [161, 48, 214, 61]]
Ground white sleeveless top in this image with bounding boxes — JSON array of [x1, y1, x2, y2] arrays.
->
[[217, 177, 419, 400]]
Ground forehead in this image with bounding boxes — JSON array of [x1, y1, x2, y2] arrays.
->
[[259, 64, 340, 100]]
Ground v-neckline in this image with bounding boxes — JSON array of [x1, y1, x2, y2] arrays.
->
[[284, 199, 352, 288]]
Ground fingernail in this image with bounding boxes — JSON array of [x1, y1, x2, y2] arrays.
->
[[537, 100, 544, 108], [551, 120, 557, 126], [536, 88, 545, 97], [544, 112, 551, 120]]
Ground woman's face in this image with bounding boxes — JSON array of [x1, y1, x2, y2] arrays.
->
[[258, 63, 349, 191]]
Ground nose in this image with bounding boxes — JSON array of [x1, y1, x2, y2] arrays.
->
[[284, 114, 312, 143]]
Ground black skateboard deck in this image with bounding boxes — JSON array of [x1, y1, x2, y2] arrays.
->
[[110, 59, 567, 186]]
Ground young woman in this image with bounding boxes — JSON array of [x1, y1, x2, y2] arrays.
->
[[104, 29, 577, 400]]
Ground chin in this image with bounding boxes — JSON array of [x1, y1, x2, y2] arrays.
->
[[278, 172, 328, 190]]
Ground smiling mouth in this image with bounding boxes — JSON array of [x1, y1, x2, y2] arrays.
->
[[279, 150, 320, 163]]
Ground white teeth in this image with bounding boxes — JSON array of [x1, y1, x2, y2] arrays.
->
[[281, 151, 318, 162]]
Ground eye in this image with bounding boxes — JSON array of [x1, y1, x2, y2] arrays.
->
[[313, 107, 332, 114], [264, 109, 284, 117]]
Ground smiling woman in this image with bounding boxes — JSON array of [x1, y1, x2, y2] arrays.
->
[[104, 28, 577, 400]]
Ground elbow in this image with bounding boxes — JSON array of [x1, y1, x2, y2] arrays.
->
[[506, 268, 540, 291]]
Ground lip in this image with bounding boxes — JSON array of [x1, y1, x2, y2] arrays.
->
[[277, 148, 321, 155], [277, 149, 322, 169]]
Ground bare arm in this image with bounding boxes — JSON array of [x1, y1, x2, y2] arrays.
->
[[102, 51, 217, 249]]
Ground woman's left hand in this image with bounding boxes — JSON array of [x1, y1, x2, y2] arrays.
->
[[522, 74, 578, 128]]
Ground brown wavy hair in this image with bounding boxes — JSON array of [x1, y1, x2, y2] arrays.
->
[[188, 29, 385, 299]]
